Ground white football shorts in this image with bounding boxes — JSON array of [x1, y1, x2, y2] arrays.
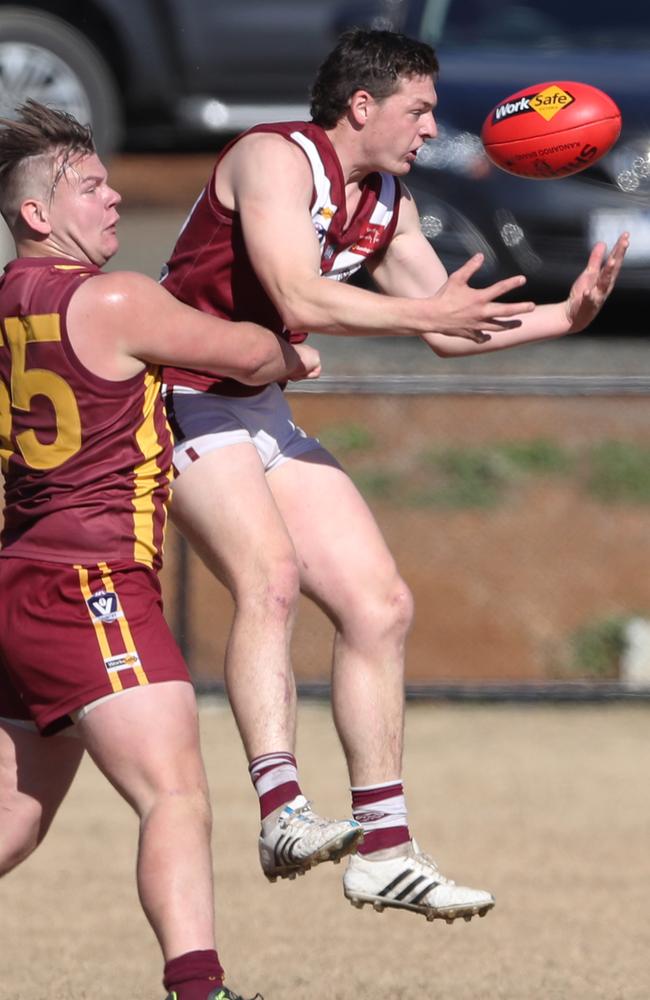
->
[[163, 382, 327, 477]]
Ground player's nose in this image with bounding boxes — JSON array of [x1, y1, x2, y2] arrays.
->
[[421, 111, 437, 139], [107, 185, 122, 208]]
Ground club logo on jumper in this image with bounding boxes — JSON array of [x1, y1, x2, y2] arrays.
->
[[351, 223, 386, 257], [313, 220, 327, 246], [313, 205, 336, 244], [492, 85, 575, 124], [86, 590, 123, 623], [104, 651, 143, 673]]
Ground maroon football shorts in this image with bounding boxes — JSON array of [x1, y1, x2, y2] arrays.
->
[[0, 557, 191, 735]]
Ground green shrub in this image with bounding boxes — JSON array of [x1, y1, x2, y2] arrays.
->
[[586, 441, 650, 504], [566, 614, 632, 679], [352, 469, 402, 502], [318, 423, 375, 453], [345, 437, 650, 512], [494, 439, 573, 475], [414, 446, 513, 508]]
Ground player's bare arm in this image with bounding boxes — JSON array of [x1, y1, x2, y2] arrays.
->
[[224, 133, 528, 343], [66, 270, 320, 382], [371, 188, 629, 356], [419, 232, 629, 356]]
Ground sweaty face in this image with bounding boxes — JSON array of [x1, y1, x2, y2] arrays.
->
[[46, 151, 121, 266], [363, 74, 438, 175]]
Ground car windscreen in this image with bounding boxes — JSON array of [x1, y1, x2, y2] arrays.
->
[[419, 0, 650, 49]]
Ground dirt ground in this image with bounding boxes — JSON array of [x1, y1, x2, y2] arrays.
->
[[2, 155, 650, 999], [161, 393, 650, 684], [1, 699, 649, 1000]]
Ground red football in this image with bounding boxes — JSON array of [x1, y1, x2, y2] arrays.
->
[[480, 81, 622, 179]]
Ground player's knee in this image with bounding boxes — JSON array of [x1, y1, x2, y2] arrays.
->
[[0, 808, 44, 875], [236, 554, 301, 621], [343, 573, 414, 644], [140, 779, 213, 835], [383, 576, 414, 638]]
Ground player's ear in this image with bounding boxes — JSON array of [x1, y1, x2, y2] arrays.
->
[[348, 89, 374, 127], [19, 198, 51, 236]]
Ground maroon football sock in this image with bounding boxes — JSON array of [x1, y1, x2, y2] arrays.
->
[[163, 949, 224, 1000], [249, 750, 302, 821], [351, 780, 411, 855]]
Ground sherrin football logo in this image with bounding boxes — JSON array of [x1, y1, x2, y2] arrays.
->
[[492, 84, 575, 125]]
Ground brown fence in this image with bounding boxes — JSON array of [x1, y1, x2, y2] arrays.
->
[[160, 377, 650, 694]]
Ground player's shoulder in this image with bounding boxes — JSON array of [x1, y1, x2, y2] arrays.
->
[[74, 269, 159, 303], [395, 181, 420, 217], [231, 129, 311, 172], [70, 269, 167, 322]]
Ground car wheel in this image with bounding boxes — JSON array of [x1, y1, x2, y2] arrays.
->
[[0, 214, 14, 271], [0, 6, 123, 156]]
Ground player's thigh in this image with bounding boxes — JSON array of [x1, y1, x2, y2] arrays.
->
[[76, 681, 208, 813], [170, 442, 298, 594], [0, 720, 84, 839], [268, 451, 403, 620]]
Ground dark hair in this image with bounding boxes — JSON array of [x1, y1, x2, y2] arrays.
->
[[310, 27, 439, 128], [0, 99, 95, 227]]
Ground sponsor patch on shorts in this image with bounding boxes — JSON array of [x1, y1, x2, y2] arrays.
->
[[86, 590, 123, 623], [104, 651, 142, 673]]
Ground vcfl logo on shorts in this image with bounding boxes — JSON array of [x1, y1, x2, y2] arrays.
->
[[492, 85, 575, 125], [86, 590, 123, 623]]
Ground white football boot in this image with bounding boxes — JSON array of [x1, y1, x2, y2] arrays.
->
[[259, 795, 363, 881], [343, 840, 495, 922]]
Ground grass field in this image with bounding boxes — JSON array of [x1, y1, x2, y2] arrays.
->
[[1, 699, 649, 999]]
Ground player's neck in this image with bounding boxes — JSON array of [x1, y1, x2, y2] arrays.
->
[[17, 238, 77, 262], [325, 123, 376, 187]]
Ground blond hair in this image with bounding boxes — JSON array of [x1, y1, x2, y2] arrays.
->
[[0, 99, 94, 229]]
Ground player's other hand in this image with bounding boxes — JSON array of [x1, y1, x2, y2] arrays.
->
[[288, 342, 322, 380], [428, 254, 535, 343], [565, 232, 629, 332]]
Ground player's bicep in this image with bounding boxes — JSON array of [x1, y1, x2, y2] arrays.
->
[[239, 194, 322, 304], [231, 137, 322, 309], [368, 188, 448, 297], [123, 282, 262, 373], [74, 274, 266, 377], [369, 228, 448, 297]]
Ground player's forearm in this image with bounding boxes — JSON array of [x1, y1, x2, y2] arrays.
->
[[279, 277, 437, 338], [233, 327, 305, 384], [422, 302, 572, 357]]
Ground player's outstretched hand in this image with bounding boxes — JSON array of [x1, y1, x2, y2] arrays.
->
[[428, 254, 535, 343], [565, 232, 630, 332], [287, 342, 322, 381]]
